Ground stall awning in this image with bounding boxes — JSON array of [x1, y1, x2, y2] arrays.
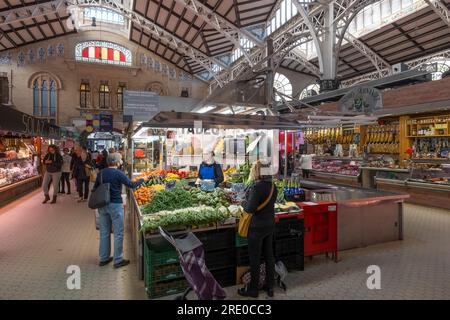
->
[[140, 112, 302, 130], [0, 105, 73, 139]]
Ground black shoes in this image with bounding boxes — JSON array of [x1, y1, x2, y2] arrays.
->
[[262, 285, 274, 297], [99, 257, 113, 266], [237, 287, 259, 298], [42, 195, 50, 204], [113, 259, 130, 269], [50, 196, 57, 204]]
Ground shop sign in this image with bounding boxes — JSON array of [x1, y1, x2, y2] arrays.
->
[[0, 106, 66, 139], [123, 90, 159, 122], [339, 86, 382, 113]]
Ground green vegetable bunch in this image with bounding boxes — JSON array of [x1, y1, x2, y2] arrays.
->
[[141, 188, 193, 214], [141, 206, 230, 232], [189, 187, 230, 208]]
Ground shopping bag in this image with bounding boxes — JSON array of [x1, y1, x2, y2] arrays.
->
[[88, 172, 110, 209]]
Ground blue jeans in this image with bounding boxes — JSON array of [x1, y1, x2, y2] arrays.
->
[[98, 203, 125, 264]]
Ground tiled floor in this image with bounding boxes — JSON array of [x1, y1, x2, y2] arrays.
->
[[0, 188, 146, 300], [1, 188, 450, 300]]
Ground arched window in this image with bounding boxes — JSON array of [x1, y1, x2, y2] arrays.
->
[[31, 74, 59, 122], [273, 73, 292, 102], [80, 81, 91, 108], [75, 41, 132, 66], [299, 83, 320, 99], [117, 83, 126, 110], [99, 82, 110, 109]]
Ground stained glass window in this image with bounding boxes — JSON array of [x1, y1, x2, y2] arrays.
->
[[32, 75, 58, 122], [75, 41, 132, 66]]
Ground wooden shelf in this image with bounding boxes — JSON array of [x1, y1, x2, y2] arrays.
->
[[407, 135, 450, 138]]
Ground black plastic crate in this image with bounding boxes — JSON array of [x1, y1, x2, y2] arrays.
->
[[278, 254, 304, 271], [195, 227, 235, 252], [274, 237, 304, 257], [211, 267, 236, 288], [205, 248, 236, 271], [275, 218, 304, 240]]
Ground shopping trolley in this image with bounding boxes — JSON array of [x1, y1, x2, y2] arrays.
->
[[158, 227, 227, 300]]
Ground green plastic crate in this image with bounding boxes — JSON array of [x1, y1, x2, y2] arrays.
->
[[235, 233, 248, 247], [147, 278, 188, 299], [145, 238, 179, 267]]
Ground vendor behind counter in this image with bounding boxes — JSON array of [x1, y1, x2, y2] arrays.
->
[[197, 151, 224, 187]]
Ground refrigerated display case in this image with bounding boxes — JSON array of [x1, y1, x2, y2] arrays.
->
[[308, 157, 362, 187]]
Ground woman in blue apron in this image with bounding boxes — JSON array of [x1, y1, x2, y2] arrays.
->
[[198, 151, 224, 187]]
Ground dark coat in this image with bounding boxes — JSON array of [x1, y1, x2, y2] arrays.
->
[[43, 152, 63, 173], [242, 177, 277, 228]]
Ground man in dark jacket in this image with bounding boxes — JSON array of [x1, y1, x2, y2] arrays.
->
[[42, 145, 63, 204]]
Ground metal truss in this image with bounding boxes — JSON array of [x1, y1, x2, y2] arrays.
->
[[171, 0, 264, 68], [424, 0, 450, 29], [0, 0, 69, 28], [70, 0, 229, 86], [344, 32, 391, 76], [341, 49, 450, 87]]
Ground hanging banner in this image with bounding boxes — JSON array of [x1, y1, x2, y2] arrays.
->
[[0, 105, 71, 139], [99, 114, 113, 132], [339, 86, 383, 113], [123, 90, 159, 122]]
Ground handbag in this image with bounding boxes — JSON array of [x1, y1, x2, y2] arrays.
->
[[88, 171, 110, 209], [238, 183, 275, 238]]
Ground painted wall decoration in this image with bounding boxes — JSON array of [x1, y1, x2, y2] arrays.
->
[[48, 45, 55, 57], [140, 53, 147, 66], [0, 53, 12, 65], [75, 41, 132, 66], [154, 60, 161, 73], [38, 47, 46, 62], [57, 43, 64, 56], [161, 63, 168, 76], [147, 56, 153, 70], [28, 49, 35, 64], [169, 68, 176, 80], [17, 51, 25, 67]]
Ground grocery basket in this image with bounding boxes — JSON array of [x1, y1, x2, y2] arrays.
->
[[158, 227, 227, 300]]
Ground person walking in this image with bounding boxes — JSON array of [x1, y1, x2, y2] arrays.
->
[[238, 160, 277, 298], [59, 148, 72, 195], [73, 148, 91, 202], [92, 153, 145, 268], [42, 145, 63, 204], [299, 153, 315, 179]]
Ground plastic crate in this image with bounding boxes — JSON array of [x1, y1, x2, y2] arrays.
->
[[195, 227, 235, 252], [278, 254, 304, 271], [274, 237, 304, 257], [150, 264, 184, 283], [211, 267, 237, 288], [235, 233, 248, 247], [205, 248, 236, 271], [275, 217, 304, 240], [147, 278, 188, 299], [145, 238, 179, 267]]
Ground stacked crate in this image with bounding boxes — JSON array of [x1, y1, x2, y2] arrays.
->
[[144, 226, 236, 299], [274, 213, 305, 271]]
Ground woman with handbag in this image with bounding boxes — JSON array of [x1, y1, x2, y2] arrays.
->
[[92, 153, 145, 268], [238, 160, 277, 298]]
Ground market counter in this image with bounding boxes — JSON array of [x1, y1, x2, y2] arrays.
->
[[0, 175, 42, 207], [376, 178, 450, 210], [308, 171, 361, 188], [299, 181, 409, 251]]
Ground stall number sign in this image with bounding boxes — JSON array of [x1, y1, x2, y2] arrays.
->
[[123, 90, 160, 122], [339, 86, 382, 114]]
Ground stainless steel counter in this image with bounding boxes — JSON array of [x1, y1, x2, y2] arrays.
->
[[299, 180, 409, 251]]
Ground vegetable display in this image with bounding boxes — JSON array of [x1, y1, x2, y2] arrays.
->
[[141, 188, 193, 214], [141, 206, 230, 232], [189, 188, 229, 208]]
